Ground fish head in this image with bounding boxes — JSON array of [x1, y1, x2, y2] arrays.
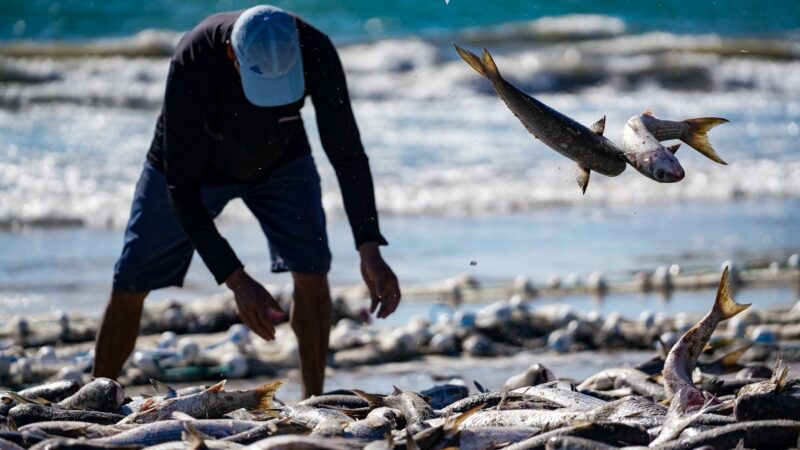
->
[[628, 148, 685, 183]]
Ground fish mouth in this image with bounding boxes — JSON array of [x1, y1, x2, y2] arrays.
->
[[654, 167, 685, 183]]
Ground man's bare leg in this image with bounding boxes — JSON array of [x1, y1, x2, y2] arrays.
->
[[290, 273, 331, 398], [92, 291, 148, 379]]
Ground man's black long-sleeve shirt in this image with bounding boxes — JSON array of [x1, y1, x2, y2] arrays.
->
[[147, 11, 387, 284]]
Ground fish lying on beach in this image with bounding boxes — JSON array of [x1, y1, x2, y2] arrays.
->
[[662, 267, 751, 410], [57, 378, 125, 412], [122, 380, 283, 424], [454, 45, 627, 194]]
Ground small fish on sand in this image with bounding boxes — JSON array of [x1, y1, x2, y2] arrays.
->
[[662, 267, 751, 410]]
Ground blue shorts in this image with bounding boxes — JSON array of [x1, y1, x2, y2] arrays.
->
[[113, 155, 331, 292]]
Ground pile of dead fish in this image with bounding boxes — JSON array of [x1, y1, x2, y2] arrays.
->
[[1, 268, 800, 449], [3, 274, 800, 388]]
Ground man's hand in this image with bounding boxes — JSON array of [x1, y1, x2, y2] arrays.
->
[[359, 242, 401, 319], [225, 268, 286, 341]]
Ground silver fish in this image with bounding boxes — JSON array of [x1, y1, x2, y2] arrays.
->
[[0, 437, 25, 450], [511, 386, 607, 411], [455, 45, 627, 194], [239, 435, 358, 450], [123, 380, 282, 424], [18, 422, 135, 440], [663, 268, 750, 410], [279, 405, 353, 431], [19, 381, 81, 404], [577, 368, 665, 400], [58, 378, 125, 412], [354, 388, 435, 425], [8, 404, 125, 427], [639, 110, 728, 164], [343, 408, 397, 441], [93, 420, 258, 446], [458, 427, 540, 450], [622, 114, 686, 182]]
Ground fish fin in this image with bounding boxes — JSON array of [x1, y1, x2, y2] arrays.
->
[[702, 343, 715, 353], [480, 48, 501, 80], [772, 359, 790, 393], [253, 379, 285, 411], [682, 117, 729, 164], [172, 411, 196, 420], [4, 392, 43, 405], [391, 385, 404, 395], [590, 116, 606, 135], [643, 108, 655, 116], [182, 422, 208, 450], [150, 379, 177, 398], [575, 164, 590, 195], [352, 389, 385, 408], [647, 373, 664, 384], [447, 402, 485, 431], [453, 44, 487, 78], [206, 380, 227, 393], [6, 416, 17, 431], [713, 267, 750, 320], [667, 143, 681, 154], [714, 344, 752, 366], [405, 428, 421, 450], [656, 336, 670, 358], [139, 398, 157, 412], [473, 380, 487, 393]]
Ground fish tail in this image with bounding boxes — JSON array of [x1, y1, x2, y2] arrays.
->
[[253, 379, 285, 411], [713, 267, 750, 320], [480, 48, 501, 80], [352, 389, 385, 408], [182, 422, 207, 450], [453, 44, 501, 81], [715, 344, 752, 366], [682, 117, 729, 164]]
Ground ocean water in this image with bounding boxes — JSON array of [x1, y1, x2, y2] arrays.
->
[[0, 1, 799, 317]]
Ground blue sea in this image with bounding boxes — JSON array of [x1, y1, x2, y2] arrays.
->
[[0, 0, 799, 316]]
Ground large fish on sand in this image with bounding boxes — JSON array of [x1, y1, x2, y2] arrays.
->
[[454, 45, 627, 194], [122, 380, 283, 424], [662, 267, 750, 409]]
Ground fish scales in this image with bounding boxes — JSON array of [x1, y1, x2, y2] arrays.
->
[[382, 392, 435, 425], [650, 420, 800, 450], [440, 391, 561, 415], [93, 420, 259, 446], [8, 404, 125, 427]]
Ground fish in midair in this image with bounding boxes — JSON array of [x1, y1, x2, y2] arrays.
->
[[622, 110, 728, 182], [454, 45, 627, 194], [639, 110, 728, 164], [662, 267, 750, 410]]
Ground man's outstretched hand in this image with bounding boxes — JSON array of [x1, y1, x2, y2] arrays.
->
[[359, 242, 401, 319], [225, 268, 286, 341]]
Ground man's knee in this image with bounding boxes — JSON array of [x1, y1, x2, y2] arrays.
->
[[108, 290, 149, 309], [291, 272, 330, 302]]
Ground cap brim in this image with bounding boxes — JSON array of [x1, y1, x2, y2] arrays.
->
[[240, 53, 305, 107]]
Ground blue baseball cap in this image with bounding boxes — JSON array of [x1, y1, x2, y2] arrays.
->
[[231, 5, 305, 107]]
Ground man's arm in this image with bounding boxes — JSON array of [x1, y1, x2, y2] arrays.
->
[[307, 31, 387, 249], [307, 30, 400, 318], [163, 59, 284, 337], [162, 60, 243, 285]]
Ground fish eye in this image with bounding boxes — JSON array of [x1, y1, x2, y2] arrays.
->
[[655, 169, 666, 179]]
